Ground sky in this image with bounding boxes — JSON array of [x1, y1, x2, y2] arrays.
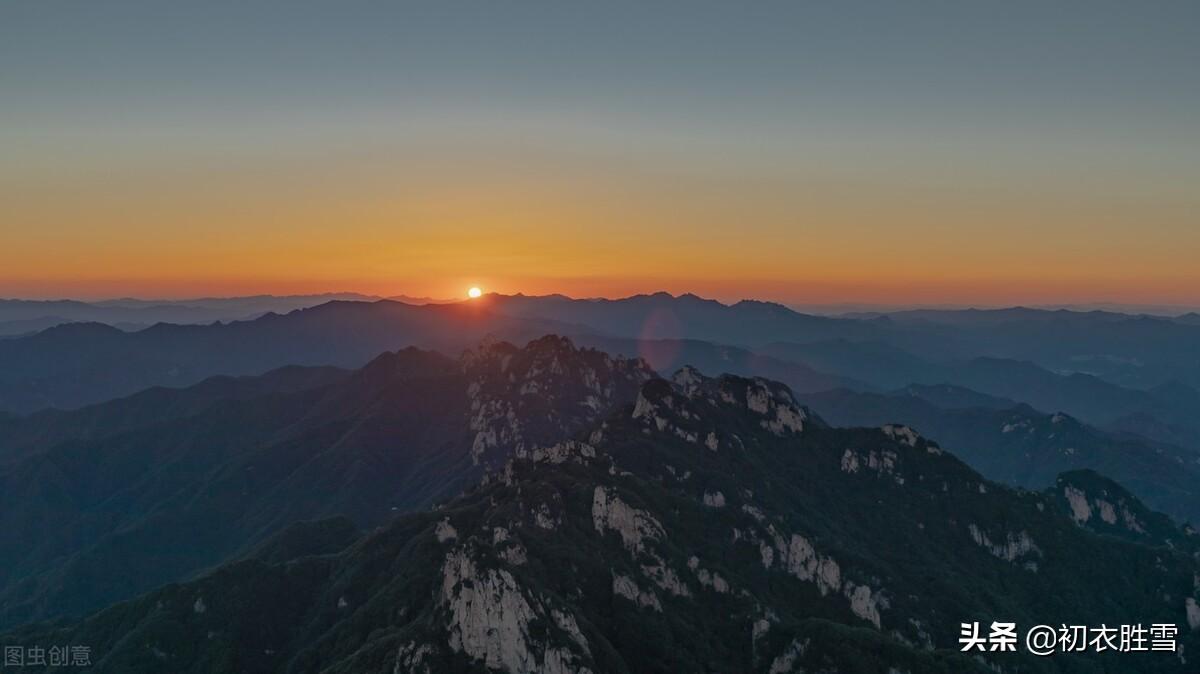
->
[[2, 1, 1198, 306]]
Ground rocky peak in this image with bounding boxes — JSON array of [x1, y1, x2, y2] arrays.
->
[[458, 333, 521, 370], [632, 368, 820, 449], [462, 335, 654, 467]]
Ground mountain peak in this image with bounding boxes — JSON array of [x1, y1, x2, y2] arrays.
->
[[461, 335, 654, 466], [628, 368, 818, 454]]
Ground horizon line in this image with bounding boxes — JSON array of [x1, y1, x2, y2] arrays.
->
[[2, 290, 1199, 317]]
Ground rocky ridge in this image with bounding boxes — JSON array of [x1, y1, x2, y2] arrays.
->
[[11, 363, 1200, 673]]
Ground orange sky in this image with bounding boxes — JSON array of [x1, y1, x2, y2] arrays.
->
[[4, 4, 1198, 307], [3, 140, 1198, 306]]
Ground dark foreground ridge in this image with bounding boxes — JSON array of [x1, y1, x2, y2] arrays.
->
[[0, 336, 651, 628], [6, 360, 1197, 672]]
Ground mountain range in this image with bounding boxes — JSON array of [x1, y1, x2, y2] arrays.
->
[[4, 357, 1196, 672], [3, 293, 1198, 422], [0, 337, 650, 629], [0, 301, 585, 413], [0, 294, 455, 335], [2, 291, 1199, 672], [797, 387, 1200, 523]]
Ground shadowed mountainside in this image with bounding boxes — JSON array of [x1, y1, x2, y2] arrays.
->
[[0, 300, 591, 414], [6, 368, 1197, 673], [0, 337, 651, 628], [798, 387, 1200, 523]]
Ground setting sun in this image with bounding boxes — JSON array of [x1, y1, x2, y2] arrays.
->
[[467, 286, 483, 299]]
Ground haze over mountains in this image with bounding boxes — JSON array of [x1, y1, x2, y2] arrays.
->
[[0, 337, 651, 629], [0, 294, 456, 336], [3, 292, 1200, 401], [2, 292, 1199, 672], [3, 342, 1197, 673]]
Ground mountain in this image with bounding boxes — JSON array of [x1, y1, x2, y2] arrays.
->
[[1050, 471, 1199, 552], [6, 292, 1200, 433], [759, 340, 1200, 449], [7, 369, 1197, 673], [572, 335, 866, 394], [0, 294, 402, 328], [482, 294, 1200, 390], [0, 337, 651, 628], [484, 292, 879, 346], [0, 316, 79, 337], [0, 300, 590, 414], [797, 387, 1200, 523], [0, 299, 225, 326], [760, 339, 940, 391], [861, 308, 1200, 390], [942, 358, 1200, 446], [8, 293, 1200, 409], [889, 383, 1016, 410], [0, 364, 349, 466]]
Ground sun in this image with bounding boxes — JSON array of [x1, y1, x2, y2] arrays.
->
[[467, 286, 483, 299]]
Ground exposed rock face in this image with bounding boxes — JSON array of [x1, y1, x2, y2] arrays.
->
[[881, 424, 921, 447], [1054, 471, 1177, 547], [641, 561, 691, 597], [844, 582, 885, 628], [840, 447, 906, 484], [745, 379, 807, 435], [442, 549, 534, 670], [592, 486, 665, 553], [688, 556, 730, 594], [613, 573, 662, 611], [393, 642, 434, 674], [442, 548, 591, 674], [517, 440, 597, 465], [435, 517, 458, 543], [841, 448, 861, 473], [967, 524, 1041, 565], [734, 510, 892, 629], [1065, 485, 1093, 523], [463, 336, 652, 467], [776, 531, 842, 596], [16, 355, 1200, 674], [768, 638, 809, 674]]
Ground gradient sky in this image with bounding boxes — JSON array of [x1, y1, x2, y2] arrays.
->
[[3, 1, 1198, 305]]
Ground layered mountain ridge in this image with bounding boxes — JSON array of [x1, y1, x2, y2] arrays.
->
[[798, 388, 1200, 523], [0, 336, 651, 628], [5, 353, 1198, 672]]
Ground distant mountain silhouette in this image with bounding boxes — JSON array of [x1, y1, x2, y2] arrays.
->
[[0, 364, 349, 466], [2, 292, 1198, 456], [764, 340, 1200, 446], [0, 316, 76, 337], [760, 339, 938, 390], [0, 293, 393, 327], [572, 335, 866, 394], [0, 300, 589, 413], [482, 292, 879, 346], [481, 294, 1200, 390]]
